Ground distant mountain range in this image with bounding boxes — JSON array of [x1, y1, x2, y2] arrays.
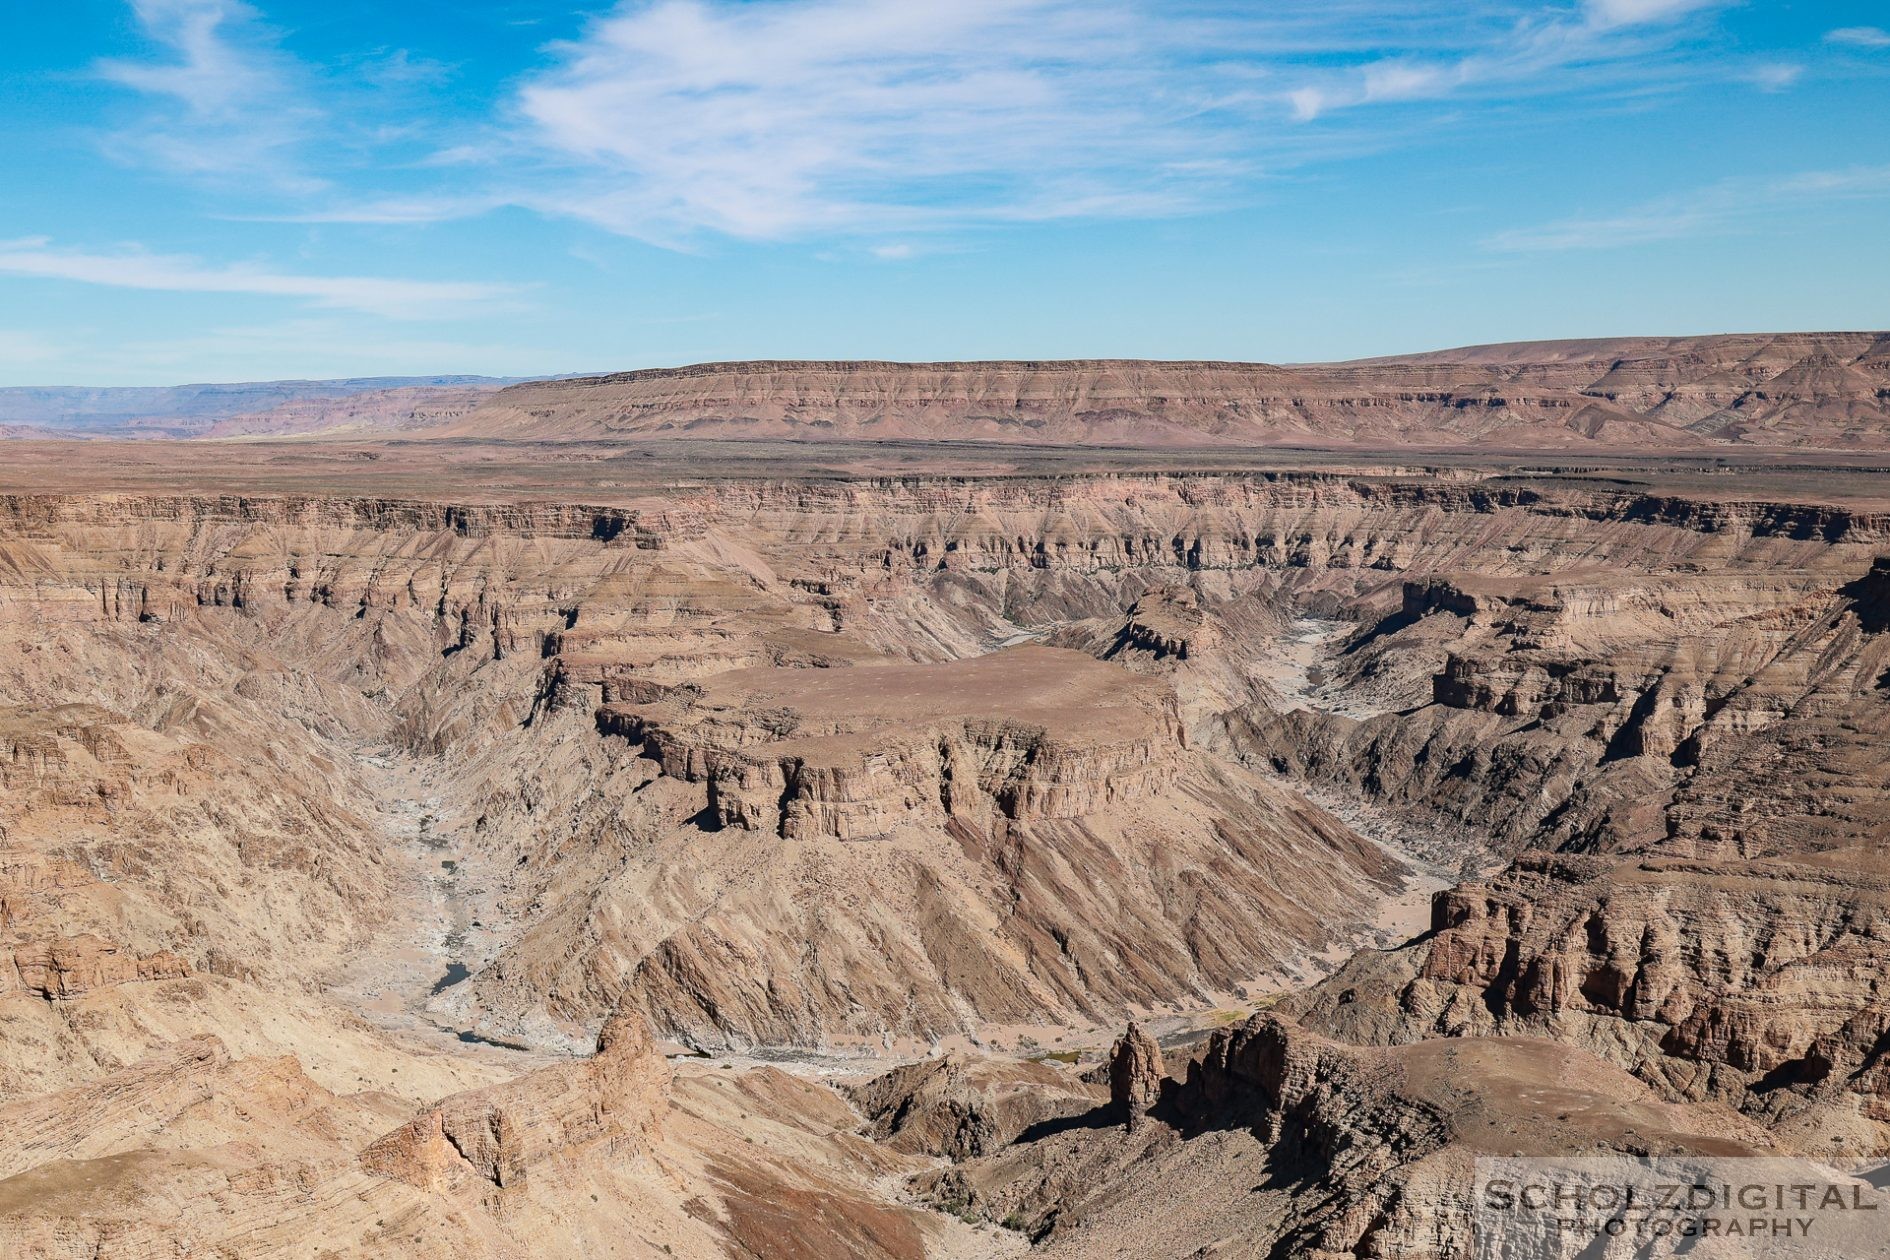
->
[[0, 376, 521, 438], [8, 333, 1890, 449]]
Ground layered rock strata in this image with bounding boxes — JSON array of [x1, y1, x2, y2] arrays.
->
[[431, 334, 1890, 450]]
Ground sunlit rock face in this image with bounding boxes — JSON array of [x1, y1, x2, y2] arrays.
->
[[432, 336, 1890, 449], [0, 443, 1887, 1259]]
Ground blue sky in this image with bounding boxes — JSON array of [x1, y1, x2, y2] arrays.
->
[[2, 0, 1887, 385]]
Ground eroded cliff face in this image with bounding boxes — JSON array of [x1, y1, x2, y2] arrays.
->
[[1414, 852, 1890, 1104], [431, 335, 1890, 449], [1164, 1014, 1771, 1259], [598, 647, 1188, 838], [2, 464, 1889, 1258], [0, 477, 1434, 1053], [4, 476, 1884, 1051], [0, 1001, 983, 1260], [1216, 528, 1890, 1147]]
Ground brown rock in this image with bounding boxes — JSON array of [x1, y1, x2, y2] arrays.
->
[[2, 439, 1889, 1257], [359, 1005, 669, 1193], [847, 1054, 1103, 1159], [7, 935, 190, 1001], [422, 334, 1890, 451], [1108, 1022, 1165, 1127]]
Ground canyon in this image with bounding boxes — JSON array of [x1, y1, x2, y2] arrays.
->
[[0, 349, 1888, 1257]]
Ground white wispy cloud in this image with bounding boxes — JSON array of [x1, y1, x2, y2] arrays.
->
[[1487, 164, 1890, 251], [1582, 0, 1719, 30], [85, 0, 1769, 249], [510, 0, 1223, 240], [94, 0, 323, 190], [237, 195, 508, 226], [1747, 62, 1804, 92], [488, 0, 1745, 241], [1280, 0, 1732, 120], [94, 0, 457, 197], [0, 239, 517, 318], [1827, 26, 1890, 49], [97, 0, 269, 109]]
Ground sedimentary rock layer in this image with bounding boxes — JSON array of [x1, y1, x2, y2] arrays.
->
[[2, 453, 1888, 1258], [431, 333, 1890, 449]]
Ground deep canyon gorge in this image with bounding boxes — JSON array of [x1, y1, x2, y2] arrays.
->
[[2, 341, 1890, 1257]]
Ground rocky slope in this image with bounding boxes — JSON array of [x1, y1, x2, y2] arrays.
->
[[1, 454, 1888, 1256], [431, 333, 1890, 449], [0, 1000, 1001, 1260], [0, 484, 1422, 1051]]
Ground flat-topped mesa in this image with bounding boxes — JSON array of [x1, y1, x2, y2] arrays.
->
[[535, 566, 847, 712], [598, 646, 1186, 840], [1106, 591, 1204, 661], [419, 334, 1890, 449]]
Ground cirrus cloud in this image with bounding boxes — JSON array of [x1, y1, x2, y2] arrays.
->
[[1487, 164, 1890, 251], [95, 0, 324, 190], [498, 0, 1744, 239], [86, 0, 1778, 251], [1827, 27, 1890, 49], [0, 238, 518, 318], [511, 0, 1227, 240]]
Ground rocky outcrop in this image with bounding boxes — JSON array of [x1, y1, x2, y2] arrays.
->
[[1226, 548, 1890, 1138], [1160, 1014, 1770, 1259], [1840, 556, 1890, 633], [1241, 550, 1890, 854], [6, 935, 190, 1001], [912, 1013, 1776, 1259], [1374, 849, 1890, 1109], [1107, 1022, 1164, 1129], [360, 1006, 668, 1193], [848, 1055, 1103, 1159], [1100, 590, 1208, 664]]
